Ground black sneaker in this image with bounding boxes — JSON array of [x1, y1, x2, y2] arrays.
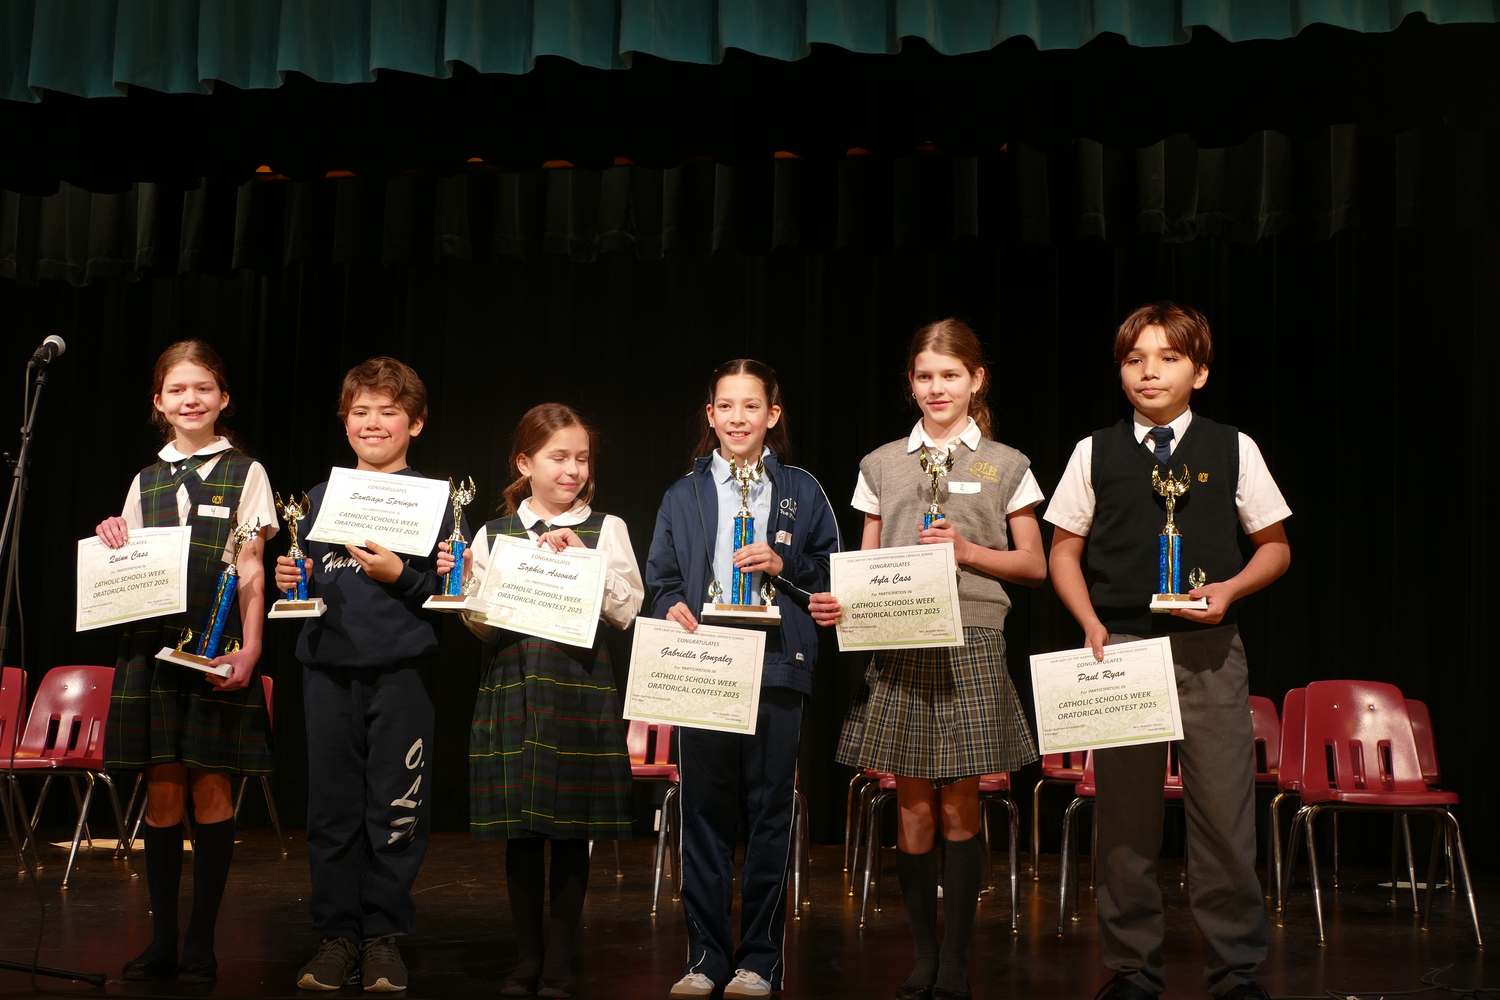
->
[[297, 937, 360, 991], [360, 935, 407, 992]]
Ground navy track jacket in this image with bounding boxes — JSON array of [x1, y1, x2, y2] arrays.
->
[[645, 450, 841, 696]]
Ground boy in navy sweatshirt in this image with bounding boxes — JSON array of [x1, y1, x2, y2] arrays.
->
[[274, 358, 466, 994]]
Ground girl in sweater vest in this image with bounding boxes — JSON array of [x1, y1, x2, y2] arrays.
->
[[812, 319, 1046, 1000], [97, 340, 277, 984]]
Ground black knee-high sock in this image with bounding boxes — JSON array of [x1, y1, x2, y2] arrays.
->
[[181, 817, 235, 968], [936, 836, 985, 993], [136, 822, 184, 962], [897, 847, 940, 988], [505, 839, 547, 981], [541, 840, 590, 989]]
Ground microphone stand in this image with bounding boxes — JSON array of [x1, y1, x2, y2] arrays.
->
[[0, 354, 107, 986]]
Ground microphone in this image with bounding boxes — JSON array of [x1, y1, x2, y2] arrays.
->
[[29, 335, 65, 365]]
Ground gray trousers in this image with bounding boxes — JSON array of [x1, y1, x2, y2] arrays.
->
[[1095, 626, 1267, 997]]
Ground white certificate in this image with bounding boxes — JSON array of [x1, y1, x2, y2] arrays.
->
[[305, 467, 449, 557], [75, 527, 191, 632], [622, 618, 766, 735], [829, 542, 964, 651], [1028, 637, 1184, 753], [466, 534, 608, 649]]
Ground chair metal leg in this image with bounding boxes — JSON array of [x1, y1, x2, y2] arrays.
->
[[1031, 777, 1046, 880], [860, 790, 891, 927], [1442, 811, 1483, 948], [1089, 814, 1097, 891], [29, 773, 54, 831], [844, 772, 866, 872], [261, 777, 287, 856], [1057, 796, 1084, 935], [61, 774, 97, 888], [799, 789, 811, 908], [1278, 805, 1307, 928], [1269, 791, 1286, 909], [1003, 796, 1020, 933], [4, 774, 38, 876], [1401, 814, 1418, 912], [120, 772, 143, 851], [850, 781, 879, 896], [233, 776, 249, 820], [1331, 811, 1340, 889], [1303, 806, 1327, 945], [980, 799, 994, 891], [650, 784, 677, 917], [97, 772, 133, 873], [791, 789, 806, 920], [68, 777, 94, 849]]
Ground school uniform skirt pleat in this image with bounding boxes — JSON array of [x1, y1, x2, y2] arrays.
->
[[837, 626, 1037, 780], [469, 634, 634, 841], [104, 622, 275, 775]]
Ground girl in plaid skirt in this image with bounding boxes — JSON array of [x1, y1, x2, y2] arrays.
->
[[97, 340, 277, 984], [812, 319, 1047, 1000], [441, 403, 642, 999]]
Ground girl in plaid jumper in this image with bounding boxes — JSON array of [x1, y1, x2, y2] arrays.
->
[[440, 403, 643, 999], [812, 319, 1047, 1000], [96, 340, 277, 984]]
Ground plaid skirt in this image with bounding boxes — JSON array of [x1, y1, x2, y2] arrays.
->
[[836, 627, 1037, 781], [470, 634, 634, 841], [104, 621, 274, 775]]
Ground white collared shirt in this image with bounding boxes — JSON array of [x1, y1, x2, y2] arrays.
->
[[120, 436, 278, 562], [1043, 409, 1292, 537], [850, 417, 1045, 515], [463, 497, 645, 642]]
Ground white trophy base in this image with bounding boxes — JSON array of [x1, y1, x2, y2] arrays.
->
[[268, 597, 327, 619], [423, 594, 470, 612], [1150, 594, 1209, 612], [155, 647, 232, 678], [700, 603, 783, 627]]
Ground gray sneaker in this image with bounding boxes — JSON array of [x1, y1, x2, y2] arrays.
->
[[297, 937, 360, 991], [359, 935, 408, 992]]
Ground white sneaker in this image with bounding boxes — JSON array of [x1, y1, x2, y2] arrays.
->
[[724, 969, 772, 998], [669, 973, 716, 998]]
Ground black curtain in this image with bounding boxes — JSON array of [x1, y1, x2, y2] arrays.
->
[[4, 220, 1497, 865]]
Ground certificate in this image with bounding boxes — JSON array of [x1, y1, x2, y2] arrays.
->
[[75, 527, 191, 632], [1028, 637, 1184, 753], [828, 543, 964, 651], [622, 618, 766, 735], [305, 467, 449, 556], [466, 534, 608, 649]]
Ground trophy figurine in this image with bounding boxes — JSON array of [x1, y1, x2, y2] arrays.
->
[[269, 492, 326, 618], [701, 458, 782, 626], [1148, 466, 1209, 612], [157, 514, 262, 676], [424, 476, 477, 611], [919, 450, 954, 529]]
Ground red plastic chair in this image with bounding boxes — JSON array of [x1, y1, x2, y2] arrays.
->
[[1268, 688, 1305, 910], [1030, 752, 1087, 880], [1406, 699, 1440, 786], [232, 674, 286, 855], [858, 773, 1020, 932], [7, 665, 130, 887], [626, 720, 679, 916], [1249, 695, 1280, 785], [1278, 680, 1481, 947], [0, 667, 30, 871]]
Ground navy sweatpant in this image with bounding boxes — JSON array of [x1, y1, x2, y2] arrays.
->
[[676, 686, 803, 989], [303, 660, 434, 943]]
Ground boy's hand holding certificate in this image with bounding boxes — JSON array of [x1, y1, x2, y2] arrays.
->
[[623, 618, 766, 735], [75, 527, 191, 631], [466, 534, 607, 649], [827, 543, 964, 651], [1028, 637, 1184, 753], [305, 467, 450, 556]]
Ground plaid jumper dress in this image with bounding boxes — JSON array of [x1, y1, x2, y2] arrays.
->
[[469, 512, 633, 841], [103, 451, 274, 775]]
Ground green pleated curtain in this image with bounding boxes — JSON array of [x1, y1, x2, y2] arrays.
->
[[2, 0, 1496, 104]]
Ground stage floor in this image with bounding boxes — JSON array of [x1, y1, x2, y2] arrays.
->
[[0, 829, 1493, 999]]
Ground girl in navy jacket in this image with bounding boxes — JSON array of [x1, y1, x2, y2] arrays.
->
[[645, 359, 840, 1000]]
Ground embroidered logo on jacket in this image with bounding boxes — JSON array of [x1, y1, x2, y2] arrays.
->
[[780, 498, 798, 519], [970, 460, 999, 483]]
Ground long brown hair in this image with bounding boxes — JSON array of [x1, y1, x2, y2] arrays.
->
[[149, 339, 247, 451], [500, 403, 598, 516], [688, 358, 793, 469], [906, 318, 991, 438]]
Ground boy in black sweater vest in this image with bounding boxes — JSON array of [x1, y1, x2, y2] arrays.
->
[[274, 358, 465, 994], [1046, 303, 1291, 1000]]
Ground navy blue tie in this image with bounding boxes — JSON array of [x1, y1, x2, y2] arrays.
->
[[1150, 426, 1174, 465]]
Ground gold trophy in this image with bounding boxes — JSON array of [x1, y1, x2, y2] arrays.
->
[[919, 450, 954, 529], [1148, 466, 1208, 611], [424, 476, 476, 611], [268, 492, 326, 618], [700, 458, 782, 626], [156, 515, 260, 676]]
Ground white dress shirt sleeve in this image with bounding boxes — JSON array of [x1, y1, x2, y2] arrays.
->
[[459, 527, 500, 642], [1236, 434, 1293, 534], [1007, 469, 1046, 515], [599, 515, 645, 631], [121, 474, 144, 530], [851, 471, 880, 516], [1042, 438, 1096, 536]]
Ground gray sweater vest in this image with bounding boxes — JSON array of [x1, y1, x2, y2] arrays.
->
[[859, 437, 1031, 631]]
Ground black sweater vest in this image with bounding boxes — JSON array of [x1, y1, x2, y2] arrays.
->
[[1086, 416, 1244, 636]]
